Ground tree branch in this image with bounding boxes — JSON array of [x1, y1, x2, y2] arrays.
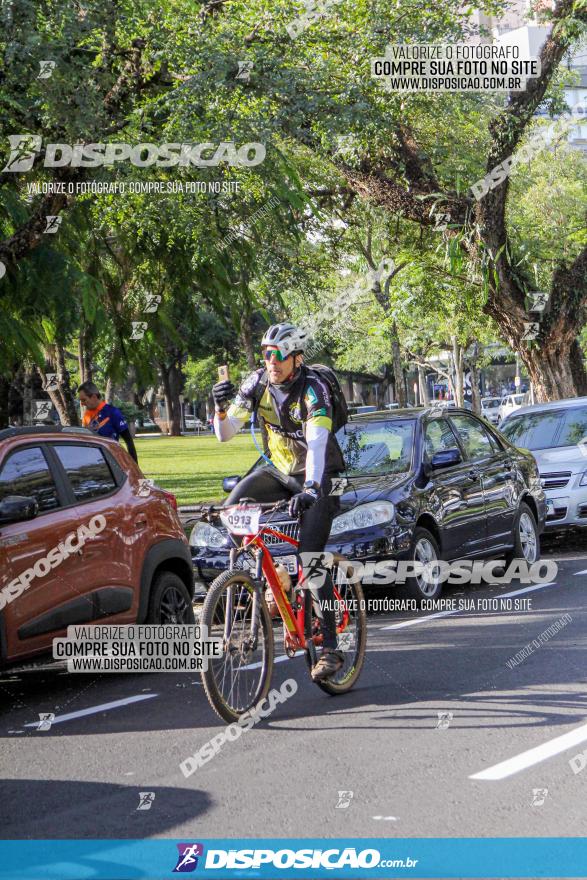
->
[[0, 36, 152, 274], [477, 0, 586, 325]]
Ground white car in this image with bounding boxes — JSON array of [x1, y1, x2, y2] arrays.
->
[[498, 393, 526, 424], [185, 416, 204, 430], [481, 396, 501, 424]]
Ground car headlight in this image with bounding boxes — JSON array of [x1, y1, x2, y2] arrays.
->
[[580, 471, 587, 487], [189, 521, 228, 549], [329, 501, 395, 537]]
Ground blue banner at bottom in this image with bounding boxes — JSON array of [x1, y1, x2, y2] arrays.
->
[[0, 838, 585, 879]]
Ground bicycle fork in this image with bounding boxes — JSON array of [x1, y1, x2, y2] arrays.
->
[[223, 546, 264, 651]]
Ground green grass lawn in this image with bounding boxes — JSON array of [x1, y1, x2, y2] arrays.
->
[[136, 433, 259, 506]]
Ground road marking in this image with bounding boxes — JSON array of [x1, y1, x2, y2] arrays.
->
[[574, 569, 587, 576], [381, 610, 456, 630], [470, 719, 587, 781], [380, 583, 556, 630], [24, 694, 157, 727], [500, 582, 556, 598], [245, 653, 302, 671]]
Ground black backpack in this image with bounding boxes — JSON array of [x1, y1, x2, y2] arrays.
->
[[253, 364, 348, 433], [305, 364, 349, 432]]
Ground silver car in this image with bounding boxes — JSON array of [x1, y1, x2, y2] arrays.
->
[[498, 393, 526, 424], [500, 397, 587, 528], [481, 396, 501, 425]]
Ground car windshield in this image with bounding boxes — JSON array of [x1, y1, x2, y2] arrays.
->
[[336, 419, 415, 476], [501, 405, 587, 451], [482, 399, 500, 408]]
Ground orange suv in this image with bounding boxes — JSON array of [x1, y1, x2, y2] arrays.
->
[[0, 426, 194, 667]]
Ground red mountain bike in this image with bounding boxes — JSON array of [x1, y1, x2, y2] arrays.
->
[[199, 501, 367, 723]]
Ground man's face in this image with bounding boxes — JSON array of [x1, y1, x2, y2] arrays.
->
[[79, 391, 100, 409], [263, 346, 296, 383]]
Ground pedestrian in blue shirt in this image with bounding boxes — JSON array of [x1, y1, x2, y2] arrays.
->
[[78, 382, 138, 463]]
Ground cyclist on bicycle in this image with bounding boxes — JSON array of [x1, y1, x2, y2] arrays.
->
[[212, 322, 346, 681]]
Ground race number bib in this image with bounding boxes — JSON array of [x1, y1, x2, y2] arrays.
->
[[220, 505, 262, 535]]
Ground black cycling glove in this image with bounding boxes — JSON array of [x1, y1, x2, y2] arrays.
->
[[289, 487, 320, 518], [212, 380, 236, 411]]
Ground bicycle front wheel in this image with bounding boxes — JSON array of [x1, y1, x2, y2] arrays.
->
[[201, 569, 274, 723]]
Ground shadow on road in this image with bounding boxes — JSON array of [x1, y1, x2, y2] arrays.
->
[[0, 777, 212, 840]]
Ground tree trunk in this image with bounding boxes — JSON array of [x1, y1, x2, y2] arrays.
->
[[36, 365, 67, 424], [160, 367, 173, 435], [78, 326, 93, 385], [379, 363, 392, 405], [417, 364, 429, 406], [23, 368, 34, 425], [467, 342, 482, 415], [160, 361, 182, 436], [390, 320, 406, 407], [56, 343, 80, 425], [369, 270, 408, 407], [169, 361, 183, 435], [519, 337, 587, 402], [38, 344, 79, 426], [450, 337, 464, 406], [0, 374, 10, 428], [240, 314, 257, 370], [239, 313, 270, 452]]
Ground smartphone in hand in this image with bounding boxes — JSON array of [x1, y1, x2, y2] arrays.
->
[[218, 365, 230, 382]]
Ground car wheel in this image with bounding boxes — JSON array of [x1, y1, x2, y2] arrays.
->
[[505, 502, 540, 566], [147, 571, 195, 624], [399, 527, 443, 603]]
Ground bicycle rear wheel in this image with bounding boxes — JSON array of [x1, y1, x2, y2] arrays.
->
[[306, 557, 367, 695], [201, 569, 274, 723]]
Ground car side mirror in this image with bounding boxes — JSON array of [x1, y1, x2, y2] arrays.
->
[[0, 495, 39, 525], [222, 476, 241, 493], [430, 448, 463, 470]]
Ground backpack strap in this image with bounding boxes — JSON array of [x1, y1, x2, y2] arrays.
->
[[251, 369, 270, 456], [251, 369, 269, 419], [299, 366, 318, 422]]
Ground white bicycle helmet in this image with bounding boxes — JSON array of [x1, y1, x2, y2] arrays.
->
[[261, 322, 307, 357]]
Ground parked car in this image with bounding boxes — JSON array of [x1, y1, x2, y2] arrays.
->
[[500, 397, 587, 529], [190, 408, 546, 602], [0, 426, 194, 668], [498, 393, 526, 424], [184, 416, 204, 430], [481, 397, 502, 425], [136, 418, 160, 433], [347, 405, 378, 416], [432, 399, 473, 411]]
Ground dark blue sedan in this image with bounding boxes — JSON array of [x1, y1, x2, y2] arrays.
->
[[190, 407, 546, 601]]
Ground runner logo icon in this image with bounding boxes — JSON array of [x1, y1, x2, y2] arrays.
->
[[173, 843, 204, 872]]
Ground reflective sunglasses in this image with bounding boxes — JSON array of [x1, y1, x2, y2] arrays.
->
[[262, 348, 289, 362]]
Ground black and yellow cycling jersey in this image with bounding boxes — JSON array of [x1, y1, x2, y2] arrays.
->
[[227, 365, 345, 475]]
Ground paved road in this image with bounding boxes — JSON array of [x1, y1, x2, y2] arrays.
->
[[1, 546, 586, 840]]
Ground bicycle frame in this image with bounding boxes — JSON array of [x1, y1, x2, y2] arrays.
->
[[237, 524, 351, 656]]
